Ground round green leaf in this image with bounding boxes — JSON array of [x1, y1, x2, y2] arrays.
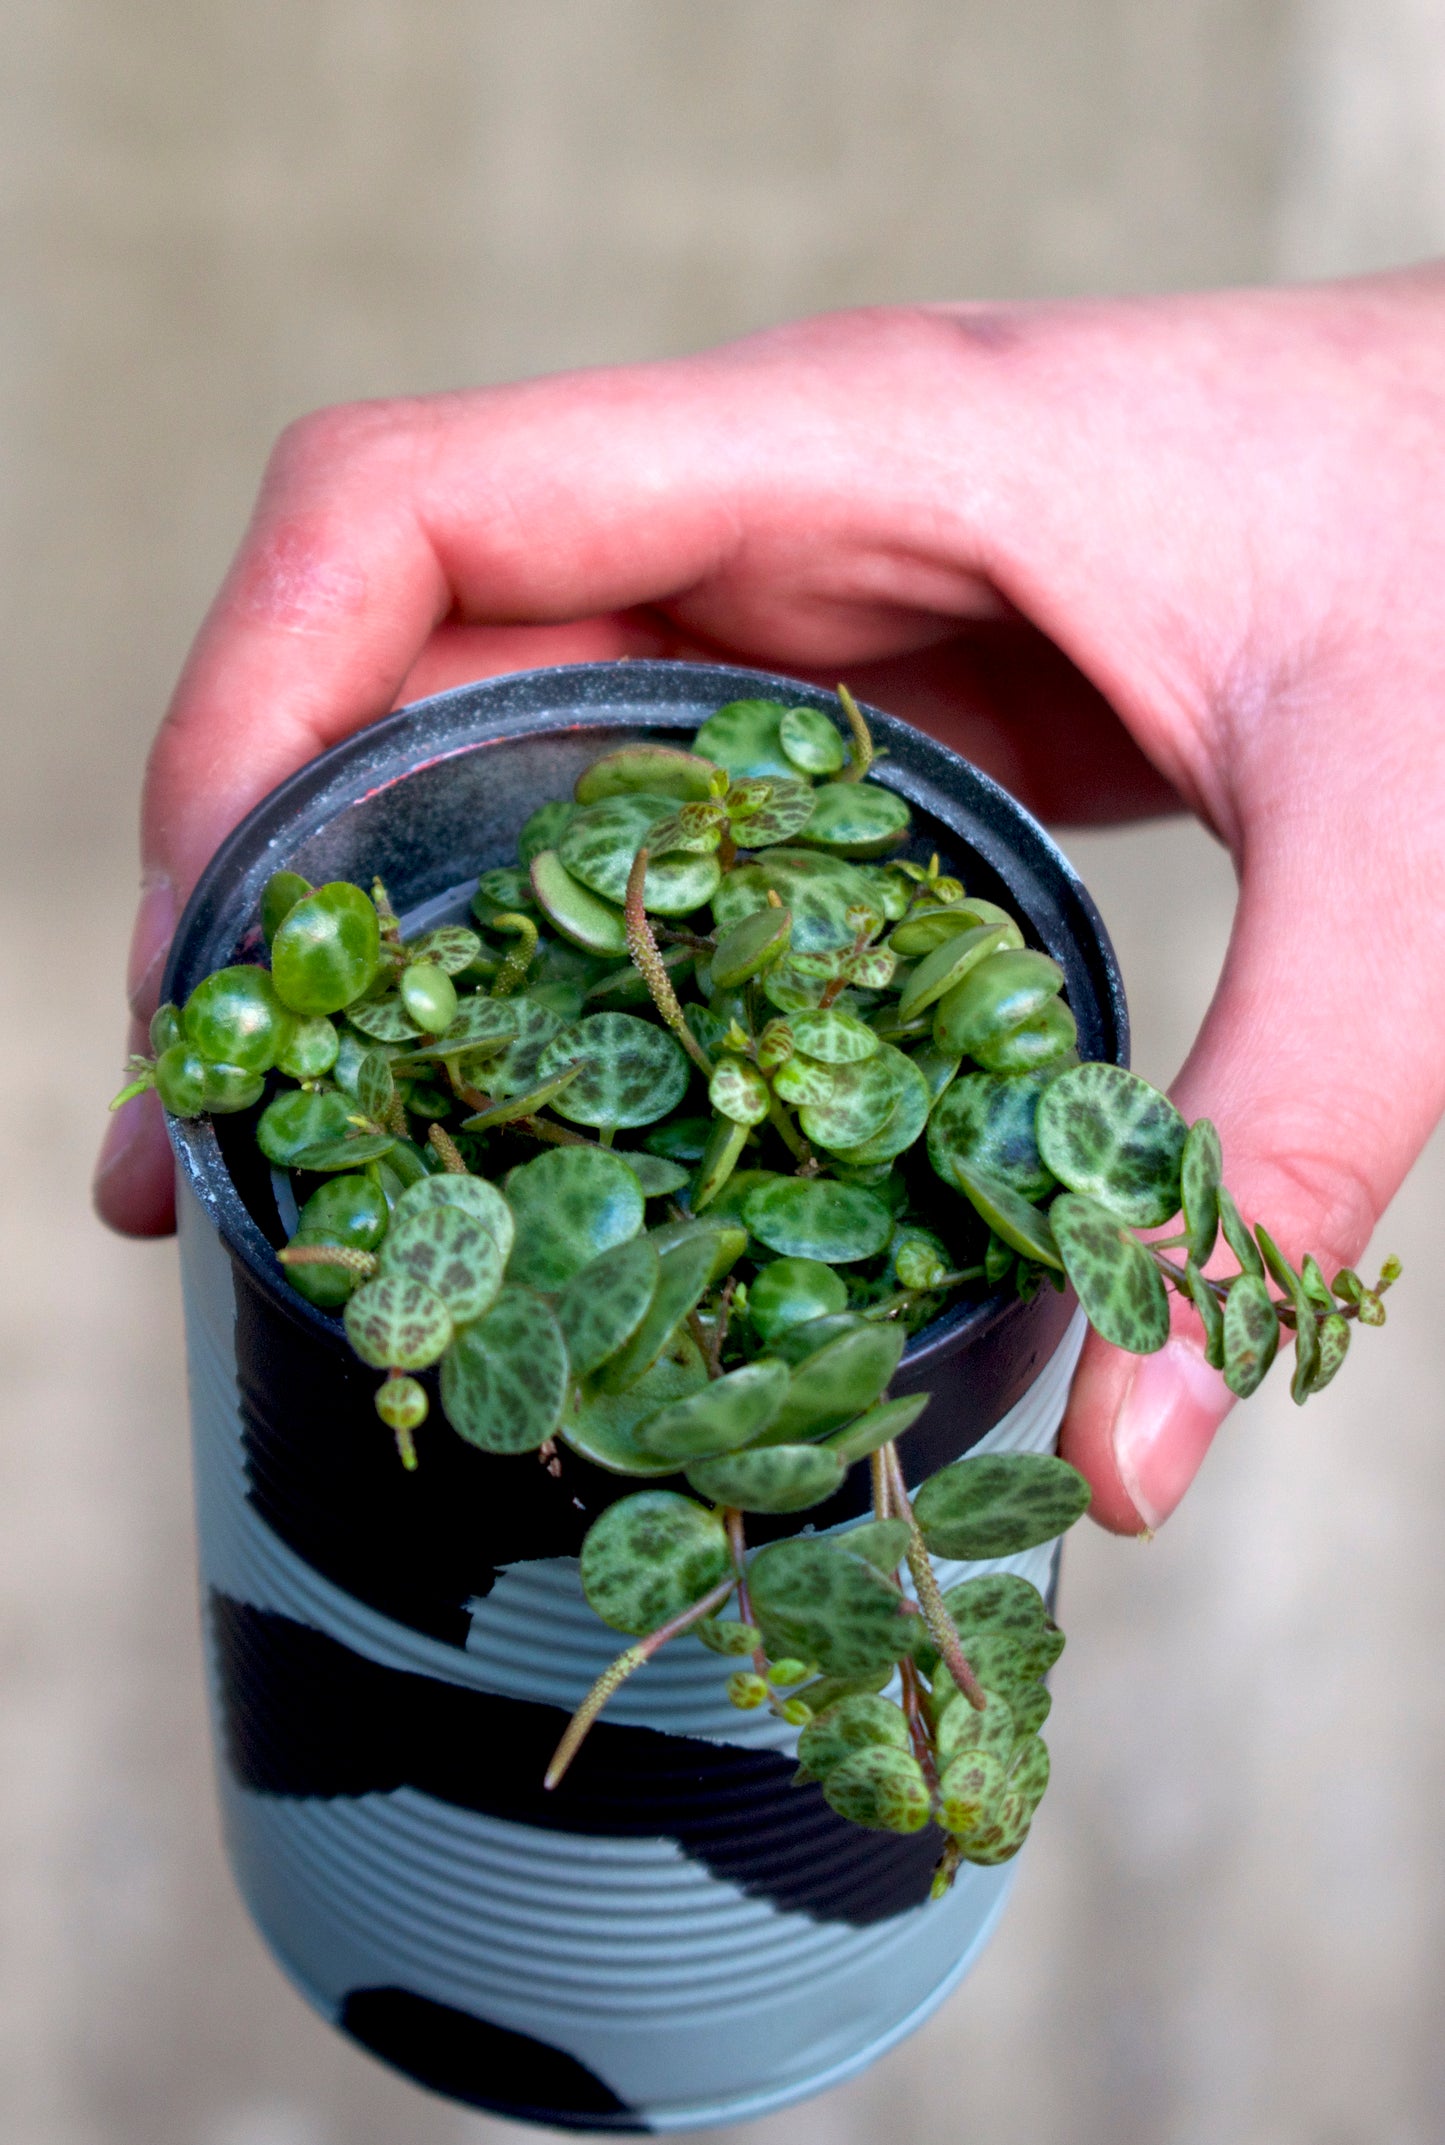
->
[[439, 1287, 569, 1452], [830, 1053, 932, 1166], [788, 1009, 879, 1063], [406, 926, 483, 976], [1051, 1191, 1170, 1352], [1035, 1061, 1187, 1227], [261, 869, 311, 947], [611, 1151, 685, 1199], [890, 898, 1023, 958], [560, 794, 722, 915], [256, 1087, 357, 1167], [913, 1451, 1092, 1558], [836, 1518, 912, 1573], [931, 946, 1064, 1055], [392, 1172, 516, 1266], [695, 1616, 762, 1657], [800, 782, 912, 858], [378, 1206, 506, 1325], [710, 906, 793, 989], [579, 1490, 731, 1635], [798, 1050, 910, 1152], [535, 1013, 691, 1130], [769, 1054, 838, 1107], [937, 1689, 1015, 1768], [941, 1574, 1048, 1643], [649, 1215, 749, 1285], [354, 1047, 395, 1125], [821, 1746, 931, 1833], [292, 1131, 397, 1172], [747, 1537, 918, 1676], [344, 1274, 453, 1371], [1310, 1312, 1351, 1394], [344, 993, 423, 1043], [928, 1069, 1056, 1201], [765, 1318, 907, 1442], [948, 1628, 1065, 1699], [575, 744, 722, 805], [896, 924, 1013, 1022], [637, 1359, 790, 1460], [690, 1115, 751, 1213], [273, 1012, 340, 1081], [820, 1390, 930, 1463], [504, 1146, 645, 1289], [729, 777, 817, 848], [746, 1257, 848, 1343], [561, 1333, 709, 1475], [709, 1054, 771, 1125], [711, 848, 877, 955], [685, 1443, 846, 1513], [797, 1694, 910, 1779], [528, 850, 629, 956], [972, 997, 1077, 1075], [692, 698, 797, 781], [948, 1164, 1063, 1271], [1222, 1271, 1280, 1397], [742, 1176, 893, 1263], [779, 705, 846, 776], [479, 997, 563, 1097], [937, 1748, 1007, 1839], [1186, 1255, 1226, 1369], [1006, 1733, 1051, 1815], [471, 866, 536, 927], [270, 883, 382, 1016], [597, 1228, 720, 1390], [1166, 1115, 1217, 1261], [554, 1235, 661, 1376]]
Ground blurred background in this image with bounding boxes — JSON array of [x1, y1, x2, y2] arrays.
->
[[5, 3, 1445, 2142]]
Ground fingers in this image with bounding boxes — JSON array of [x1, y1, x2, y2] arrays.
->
[[1061, 686, 1445, 1531], [140, 314, 1018, 902]]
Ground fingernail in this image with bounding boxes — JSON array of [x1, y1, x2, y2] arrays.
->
[[127, 872, 176, 1023], [1110, 1339, 1233, 1531]]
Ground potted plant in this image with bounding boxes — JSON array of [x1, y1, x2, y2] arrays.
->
[[115, 660, 1394, 2132]]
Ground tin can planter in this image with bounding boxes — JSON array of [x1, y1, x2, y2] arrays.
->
[[165, 661, 1126, 2131]]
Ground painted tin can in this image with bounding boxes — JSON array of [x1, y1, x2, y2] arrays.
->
[[163, 662, 1127, 2131]]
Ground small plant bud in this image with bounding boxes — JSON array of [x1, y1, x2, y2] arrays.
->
[[778, 1698, 813, 1727], [767, 1659, 811, 1687], [375, 1375, 428, 1434], [726, 1671, 769, 1710]]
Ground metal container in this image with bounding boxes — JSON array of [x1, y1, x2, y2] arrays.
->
[[164, 661, 1126, 2131]]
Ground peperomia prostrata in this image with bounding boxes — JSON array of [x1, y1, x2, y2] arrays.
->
[[114, 688, 1398, 1893]]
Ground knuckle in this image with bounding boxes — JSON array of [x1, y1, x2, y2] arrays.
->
[[1242, 1129, 1382, 1270], [266, 395, 425, 486]]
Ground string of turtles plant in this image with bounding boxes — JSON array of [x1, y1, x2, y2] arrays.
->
[[113, 685, 1399, 1891]]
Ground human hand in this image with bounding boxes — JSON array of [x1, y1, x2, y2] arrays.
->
[[96, 268, 1445, 1533]]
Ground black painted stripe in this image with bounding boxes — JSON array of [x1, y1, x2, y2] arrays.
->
[[340, 1985, 641, 2130], [211, 1593, 939, 1924]]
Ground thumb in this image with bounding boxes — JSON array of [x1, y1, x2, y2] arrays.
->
[[1059, 772, 1445, 1534]]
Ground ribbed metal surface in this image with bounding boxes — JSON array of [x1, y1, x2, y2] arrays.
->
[[181, 1184, 1083, 2129]]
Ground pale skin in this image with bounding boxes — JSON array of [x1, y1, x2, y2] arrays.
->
[[95, 267, 1445, 1534]]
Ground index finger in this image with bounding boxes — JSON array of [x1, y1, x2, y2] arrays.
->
[[143, 369, 751, 897]]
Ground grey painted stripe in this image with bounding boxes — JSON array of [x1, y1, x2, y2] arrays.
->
[[221, 1774, 1016, 2127]]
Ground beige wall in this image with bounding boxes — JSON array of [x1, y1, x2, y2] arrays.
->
[[4, 5, 1444, 2142]]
